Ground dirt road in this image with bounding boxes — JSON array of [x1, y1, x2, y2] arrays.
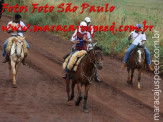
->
[[0, 15, 162, 122]]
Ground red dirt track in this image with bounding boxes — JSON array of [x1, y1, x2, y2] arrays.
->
[[0, 15, 162, 122]]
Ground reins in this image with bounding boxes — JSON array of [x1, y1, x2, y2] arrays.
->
[[81, 49, 98, 83]]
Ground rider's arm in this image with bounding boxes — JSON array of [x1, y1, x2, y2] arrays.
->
[[91, 26, 94, 37], [7, 22, 13, 33], [17, 21, 27, 33], [71, 29, 80, 44], [71, 40, 80, 44], [83, 32, 92, 43], [128, 32, 133, 40], [141, 33, 146, 45]]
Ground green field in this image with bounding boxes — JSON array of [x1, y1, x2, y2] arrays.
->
[[4, 0, 163, 62]]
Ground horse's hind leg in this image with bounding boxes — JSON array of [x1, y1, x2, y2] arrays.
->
[[70, 80, 76, 101], [83, 83, 91, 113], [137, 69, 142, 90], [127, 67, 130, 84], [75, 83, 82, 106]]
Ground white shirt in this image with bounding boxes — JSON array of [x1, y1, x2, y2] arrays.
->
[[7, 21, 26, 37], [88, 25, 94, 36], [130, 31, 146, 45], [71, 27, 92, 42]]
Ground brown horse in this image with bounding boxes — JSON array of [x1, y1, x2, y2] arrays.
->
[[127, 45, 145, 89], [65, 46, 103, 113]]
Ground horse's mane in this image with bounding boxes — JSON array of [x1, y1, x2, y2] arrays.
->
[[94, 46, 102, 51], [88, 46, 102, 54]]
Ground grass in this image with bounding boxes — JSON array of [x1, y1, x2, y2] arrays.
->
[[4, 0, 163, 63]]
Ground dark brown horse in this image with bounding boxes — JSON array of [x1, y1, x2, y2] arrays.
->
[[65, 46, 103, 113], [127, 45, 145, 89]]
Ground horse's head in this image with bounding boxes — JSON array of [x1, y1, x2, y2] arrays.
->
[[136, 48, 145, 66], [88, 43, 103, 70], [13, 38, 24, 58]]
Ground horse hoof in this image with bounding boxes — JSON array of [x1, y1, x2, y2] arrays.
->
[[67, 101, 73, 106], [127, 81, 133, 85], [8, 80, 12, 82], [12, 84, 17, 88], [83, 109, 89, 113], [75, 101, 79, 106]]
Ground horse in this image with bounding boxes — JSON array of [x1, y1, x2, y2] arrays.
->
[[8, 37, 25, 88], [127, 45, 145, 90], [65, 45, 103, 113]]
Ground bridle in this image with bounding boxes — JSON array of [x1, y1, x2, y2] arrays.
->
[[87, 49, 98, 67], [15, 40, 23, 57], [81, 49, 101, 83]]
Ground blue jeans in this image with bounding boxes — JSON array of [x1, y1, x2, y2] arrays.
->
[[144, 47, 151, 65], [65, 50, 77, 72], [123, 44, 151, 65], [3, 39, 29, 56]]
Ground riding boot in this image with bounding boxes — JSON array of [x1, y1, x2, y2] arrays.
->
[[2, 55, 9, 63], [94, 71, 101, 82], [63, 53, 70, 60], [62, 72, 67, 79], [22, 55, 27, 65], [148, 65, 154, 71], [121, 63, 126, 69]]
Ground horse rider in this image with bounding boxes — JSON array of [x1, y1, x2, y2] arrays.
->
[[62, 21, 92, 79], [0, 0, 4, 20], [121, 23, 153, 71], [84, 17, 101, 82], [2, 13, 29, 65]]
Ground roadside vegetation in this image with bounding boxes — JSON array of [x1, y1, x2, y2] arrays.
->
[[5, 0, 163, 64]]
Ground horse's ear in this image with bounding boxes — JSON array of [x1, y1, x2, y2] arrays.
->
[[93, 42, 97, 47], [23, 34, 26, 39], [17, 36, 25, 41]]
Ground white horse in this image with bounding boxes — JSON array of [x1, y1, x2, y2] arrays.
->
[[8, 37, 25, 88]]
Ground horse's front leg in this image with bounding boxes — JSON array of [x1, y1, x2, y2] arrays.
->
[[127, 67, 131, 84], [15, 62, 21, 74], [66, 79, 72, 105], [8, 63, 12, 82], [75, 82, 82, 106], [70, 80, 76, 101], [130, 68, 134, 85], [83, 83, 91, 113], [137, 68, 142, 90], [11, 61, 17, 88]]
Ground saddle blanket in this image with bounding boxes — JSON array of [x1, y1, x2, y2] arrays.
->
[[63, 50, 87, 71], [6, 36, 28, 55]]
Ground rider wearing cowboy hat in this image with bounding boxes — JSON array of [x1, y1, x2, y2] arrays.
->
[[121, 24, 153, 71]]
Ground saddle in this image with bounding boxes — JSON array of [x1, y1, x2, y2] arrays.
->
[[127, 45, 145, 68], [130, 44, 144, 56], [63, 50, 87, 71]]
